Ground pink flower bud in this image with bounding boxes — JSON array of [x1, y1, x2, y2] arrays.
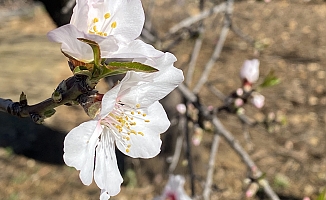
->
[[240, 59, 260, 83], [176, 104, 187, 114], [251, 92, 265, 109]]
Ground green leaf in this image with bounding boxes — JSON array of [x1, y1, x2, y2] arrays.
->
[[108, 62, 158, 72], [73, 66, 92, 77], [77, 38, 101, 66], [44, 109, 56, 118], [98, 61, 158, 79], [259, 70, 280, 88], [316, 189, 326, 200]]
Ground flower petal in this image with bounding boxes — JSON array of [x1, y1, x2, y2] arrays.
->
[[48, 24, 119, 62], [47, 24, 94, 62], [100, 0, 144, 41], [104, 39, 164, 60], [116, 101, 169, 158], [94, 130, 123, 197], [100, 83, 122, 118], [70, 0, 89, 31], [100, 189, 111, 200], [63, 120, 102, 185]]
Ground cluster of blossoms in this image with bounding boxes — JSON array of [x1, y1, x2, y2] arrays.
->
[[48, 0, 184, 199], [239, 59, 265, 109], [154, 175, 192, 200]]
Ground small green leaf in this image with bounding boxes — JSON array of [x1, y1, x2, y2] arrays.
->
[[73, 66, 92, 77], [44, 109, 56, 118], [77, 38, 101, 66], [108, 62, 158, 72], [98, 61, 158, 79], [316, 189, 326, 200], [259, 70, 280, 88]]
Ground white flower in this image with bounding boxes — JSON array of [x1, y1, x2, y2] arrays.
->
[[251, 92, 265, 109], [240, 59, 260, 83], [63, 53, 184, 199], [154, 175, 192, 200], [71, 0, 145, 42], [47, 0, 163, 63]]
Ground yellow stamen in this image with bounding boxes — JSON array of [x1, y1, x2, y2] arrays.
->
[[126, 149, 130, 153], [144, 119, 150, 123], [93, 18, 99, 23], [136, 104, 141, 108], [142, 113, 147, 117], [111, 21, 117, 28], [104, 13, 111, 19]]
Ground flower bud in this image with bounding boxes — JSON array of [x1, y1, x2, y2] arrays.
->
[[251, 92, 265, 109], [240, 59, 260, 83]]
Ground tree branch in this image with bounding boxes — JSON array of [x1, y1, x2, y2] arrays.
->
[[165, 2, 226, 38], [192, 0, 233, 94], [203, 128, 221, 200], [0, 75, 92, 123]]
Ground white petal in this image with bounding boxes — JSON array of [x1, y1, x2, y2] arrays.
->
[[94, 131, 123, 197], [100, 83, 122, 118], [116, 101, 169, 158], [63, 120, 102, 185], [86, 0, 144, 41], [105, 39, 164, 60], [70, 0, 89, 31], [105, 0, 145, 41], [100, 189, 111, 200], [47, 24, 119, 62], [240, 59, 260, 83], [47, 24, 94, 62]]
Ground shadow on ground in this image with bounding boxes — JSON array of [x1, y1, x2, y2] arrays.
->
[[0, 112, 65, 164]]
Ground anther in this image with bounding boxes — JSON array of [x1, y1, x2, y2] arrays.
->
[[144, 119, 150, 123], [136, 104, 140, 108], [93, 18, 99, 23], [104, 13, 111, 19], [111, 21, 117, 28]]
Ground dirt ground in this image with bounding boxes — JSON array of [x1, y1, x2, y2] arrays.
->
[[0, 0, 325, 200]]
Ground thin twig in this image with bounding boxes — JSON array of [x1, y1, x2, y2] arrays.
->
[[61, 0, 76, 14], [231, 23, 255, 45], [186, 0, 206, 86], [185, 118, 196, 197], [211, 116, 280, 200], [203, 128, 221, 200], [207, 83, 227, 101], [168, 113, 186, 173], [165, 2, 226, 38], [177, 84, 280, 200], [192, 0, 233, 94]]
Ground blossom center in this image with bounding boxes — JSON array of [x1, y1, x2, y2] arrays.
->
[[101, 102, 150, 153], [88, 12, 117, 36]]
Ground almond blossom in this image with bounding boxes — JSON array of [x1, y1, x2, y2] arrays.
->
[[47, 0, 162, 63], [154, 175, 192, 200], [240, 59, 260, 84], [63, 53, 184, 200]]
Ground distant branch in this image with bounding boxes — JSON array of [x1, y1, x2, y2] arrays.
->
[[192, 0, 233, 94], [165, 2, 226, 38]]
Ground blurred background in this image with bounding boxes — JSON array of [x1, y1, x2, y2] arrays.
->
[[0, 0, 325, 199]]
